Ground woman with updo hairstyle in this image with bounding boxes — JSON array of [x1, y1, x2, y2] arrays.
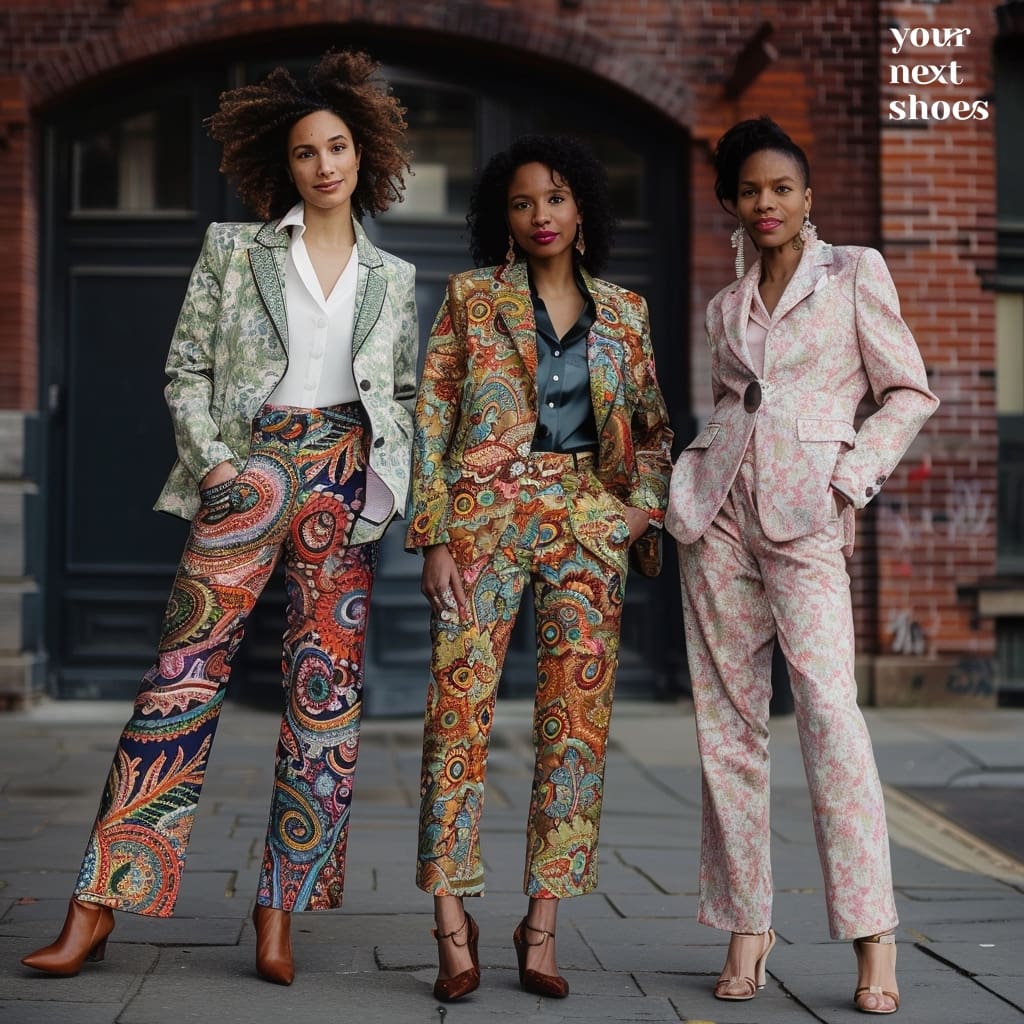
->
[[406, 133, 673, 1003], [22, 49, 418, 986], [666, 116, 938, 1014]]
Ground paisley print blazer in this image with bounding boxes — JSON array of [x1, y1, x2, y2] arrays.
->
[[154, 217, 418, 547], [405, 261, 673, 557], [666, 240, 938, 552]]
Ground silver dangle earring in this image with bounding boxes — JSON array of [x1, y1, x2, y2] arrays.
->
[[731, 225, 746, 279], [575, 225, 586, 257], [505, 233, 517, 272], [799, 214, 817, 246]]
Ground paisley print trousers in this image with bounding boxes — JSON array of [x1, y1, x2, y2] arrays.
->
[[75, 404, 377, 916], [678, 450, 898, 941], [417, 452, 630, 900]]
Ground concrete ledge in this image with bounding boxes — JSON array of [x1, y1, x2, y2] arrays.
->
[[0, 410, 25, 478], [872, 655, 997, 708], [854, 655, 874, 706], [0, 652, 47, 709]]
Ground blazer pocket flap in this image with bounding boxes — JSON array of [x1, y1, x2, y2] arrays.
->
[[797, 418, 856, 445], [685, 424, 722, 450]]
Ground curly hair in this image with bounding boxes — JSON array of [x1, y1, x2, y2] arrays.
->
[[467, 134, 614, 276], [205, 49, 410, 221], [712, 116, 811, 211]]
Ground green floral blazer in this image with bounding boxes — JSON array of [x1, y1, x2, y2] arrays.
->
[[154, 217, 418, 547]]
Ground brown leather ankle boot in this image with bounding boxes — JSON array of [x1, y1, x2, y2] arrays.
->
[[21, 898, 115, 977], [252, 904, 294, 985]]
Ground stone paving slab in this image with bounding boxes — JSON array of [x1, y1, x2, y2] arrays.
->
[[1, 700, 1022, 1023], [922, 940, 1024, 975]]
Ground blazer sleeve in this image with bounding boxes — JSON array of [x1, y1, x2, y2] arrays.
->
[[163, 223, 237, 484], [830, 247, 939, 508], [392, 263, 419, 418], [404, 274, 468, 551], [625, 297, 674, 522]]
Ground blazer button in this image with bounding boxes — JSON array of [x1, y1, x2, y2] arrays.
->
[[373, 437, 385, 448], [876, 475, 887, 485], [743, 381, 762, 413], [359, 380, 371, 391], [865, 485, 874, 497]]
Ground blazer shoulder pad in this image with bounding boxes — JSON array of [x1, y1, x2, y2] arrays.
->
[[707, 275, 743, 312], [451, 265, 500, 287], [828, 243, 879, 272], [588, 275, 643, 306], [376, 247, 416, 277], [204, 221, 263, 252], [447, 266, 501, 300]]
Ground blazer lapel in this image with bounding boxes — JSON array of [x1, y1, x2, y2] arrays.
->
[[352, 219, 387, 357], [494, 261, 538, 379], [249, 221, 290, 351], [582, 269, 627, 427], [720, 264, 760, 371], [767, 238, 833, 324], [762, 240, 834, 375]]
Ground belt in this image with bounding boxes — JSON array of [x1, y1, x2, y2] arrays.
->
[[527, 449, 596, 470]]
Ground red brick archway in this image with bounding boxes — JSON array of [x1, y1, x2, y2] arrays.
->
[[24, 1, 691, 125]]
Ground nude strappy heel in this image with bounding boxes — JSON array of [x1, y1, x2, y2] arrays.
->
[[853, 931, 900, 1014], [713, 927, 776, 1001]]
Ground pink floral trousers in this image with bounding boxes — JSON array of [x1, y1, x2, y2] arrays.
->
[[677, 453, 898, 941]]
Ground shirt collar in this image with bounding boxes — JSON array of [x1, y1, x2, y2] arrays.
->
[[276, 201, 306, 235]]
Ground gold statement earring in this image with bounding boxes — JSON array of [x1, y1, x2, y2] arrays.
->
[[505, 233, 517, 273], [575, 225, 586, 257], [731, 225, 746, 278]]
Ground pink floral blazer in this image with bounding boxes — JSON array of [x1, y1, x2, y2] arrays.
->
[[666, 240, 938, 553]]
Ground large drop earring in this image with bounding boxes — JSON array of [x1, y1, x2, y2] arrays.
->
[[505, 233, 517, 273], [731, 225, 746, 279], [794, 214, 817, 251], [575, 225, 586, 257]]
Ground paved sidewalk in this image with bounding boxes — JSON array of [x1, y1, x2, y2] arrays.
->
[[1, 698, 1023, 1023]]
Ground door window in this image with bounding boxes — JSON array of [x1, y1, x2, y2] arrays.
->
[[380, 81, 476, 221], [72, 100, 193, 214]]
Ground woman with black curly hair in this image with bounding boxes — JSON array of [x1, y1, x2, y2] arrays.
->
[[22, 49, 417, 986], [406, 134, 673, 1002]]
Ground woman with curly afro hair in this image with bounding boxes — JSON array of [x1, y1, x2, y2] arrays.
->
[[23, 49, 418, 987], [406, 134, 673, 1002]]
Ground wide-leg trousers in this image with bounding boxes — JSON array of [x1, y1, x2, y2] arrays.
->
[[74, 404, 376, 916], [677, 450, 898, 941], [417, 452, 629, 900]]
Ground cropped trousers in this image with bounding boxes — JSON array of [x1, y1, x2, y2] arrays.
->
[[417, 452, 629, 900], [677, 449, 898, 941], [74, 404, 376, 916]]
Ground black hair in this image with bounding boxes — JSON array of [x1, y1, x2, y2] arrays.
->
[[712, 116, 811, 211], [467, 134, 614, 276]]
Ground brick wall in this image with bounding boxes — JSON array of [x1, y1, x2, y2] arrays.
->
[[0, 0, 1000, 692], [877, 0, 997, 666]]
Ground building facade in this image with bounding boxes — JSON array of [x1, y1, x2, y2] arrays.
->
[[0, 0, 1016, 711]]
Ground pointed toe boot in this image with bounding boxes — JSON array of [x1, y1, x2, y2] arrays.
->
[[21, 898, 115, 977], [252, 904, 294, 986]]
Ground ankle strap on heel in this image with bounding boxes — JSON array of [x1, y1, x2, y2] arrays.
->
[[433, 916, 470, 947], [521, 922, 555, 946]]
